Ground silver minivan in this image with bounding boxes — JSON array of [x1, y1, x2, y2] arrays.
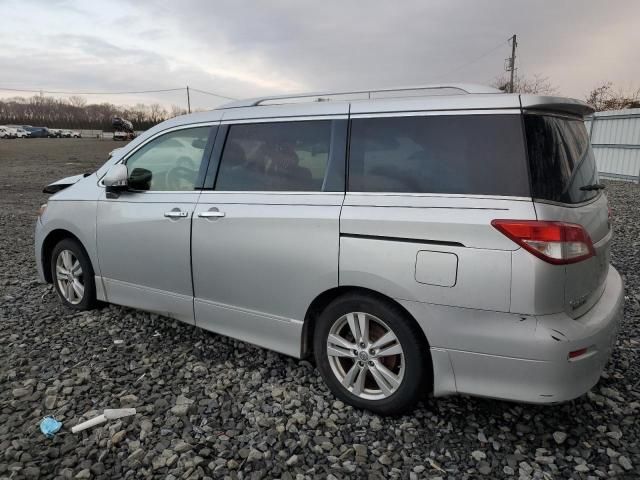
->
[[35, 84, 624, 414]]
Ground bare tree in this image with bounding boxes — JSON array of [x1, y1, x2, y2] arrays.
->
[[170, 104, 187, 118], [585, 82, 640, 111], [148, 103, 167, 123], [68, 95, 87, 108], [0, 95, 168, 130], [492, 73, 557, 95]]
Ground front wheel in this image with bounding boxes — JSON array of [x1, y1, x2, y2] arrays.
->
[[313, 294, 430, 415], [50, 238, 96, 310]]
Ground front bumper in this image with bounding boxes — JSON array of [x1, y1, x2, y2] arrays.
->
[[34, 218, 47, 283], [443, 266, 624, 403]]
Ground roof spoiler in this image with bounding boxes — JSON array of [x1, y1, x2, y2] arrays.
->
[[520, 95, 595, 117]]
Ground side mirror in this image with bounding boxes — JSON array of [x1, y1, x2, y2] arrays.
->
[[103, 164, 128, 197]]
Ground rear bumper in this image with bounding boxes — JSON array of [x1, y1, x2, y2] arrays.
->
[[406, 265, 624, 403], [455, 266, 623, 403]]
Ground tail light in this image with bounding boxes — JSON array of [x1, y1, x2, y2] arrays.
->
[[491, 220, 595, 265]]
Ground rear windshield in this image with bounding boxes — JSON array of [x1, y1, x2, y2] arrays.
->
[[348, 114, 530, 196], [524, 114, 599, 204]]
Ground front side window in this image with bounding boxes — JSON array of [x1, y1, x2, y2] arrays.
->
[[348, 114, 530, 196], [215, 121, 332, 191], [125, 126, 211, 191], [524, 114, 598, 204]]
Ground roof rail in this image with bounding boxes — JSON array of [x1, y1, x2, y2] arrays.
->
[[217, 83, 502, 109]]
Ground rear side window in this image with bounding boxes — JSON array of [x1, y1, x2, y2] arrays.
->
[[348, 114, 529, 196], [524, 114, 598, 204], [215, 121, 333, 191]]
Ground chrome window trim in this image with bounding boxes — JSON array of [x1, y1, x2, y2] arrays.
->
[[220, 115, 348, 125], [199, 191, 345, 196], [349, 109, 522, 119], [346, 192, 533, 202], [97, 121, 218, 190]]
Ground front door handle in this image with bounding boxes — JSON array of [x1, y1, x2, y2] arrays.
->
[[164, 210, 188, 218]]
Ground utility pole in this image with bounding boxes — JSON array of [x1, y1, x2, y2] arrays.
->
[[507, 34, 517, 93], [186, 86, 191, 114]]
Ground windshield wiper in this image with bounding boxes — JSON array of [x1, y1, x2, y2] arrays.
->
[[579, 183, 606, 191]]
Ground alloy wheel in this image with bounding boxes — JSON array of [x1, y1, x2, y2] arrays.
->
[[55, 249, 84, 305], [326, 312, 405, 400]]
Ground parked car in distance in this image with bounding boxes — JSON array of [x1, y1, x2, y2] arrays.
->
[[48, 129, 62, 138], [60, 130, 82, 138], [35, 84, 623, 415], [113, 131, 133, 141], [15, 127, 30, 138], [24, 126, 50, 138], [112, 117, 136, 141], [0, 126, 17, 138]]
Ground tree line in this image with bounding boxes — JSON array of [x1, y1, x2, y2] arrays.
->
[[492, 74, 640, 111], [1, 78, 638, 129], [0, 95, 188, 130]]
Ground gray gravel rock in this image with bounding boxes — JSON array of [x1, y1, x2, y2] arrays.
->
[[1, 148, 640, 480], [111, 430, 126, 445], [472, 450, 487, 461], [553, 431, 567, 444], [618, 455, 633, 471], [12, 387, 32, 398]]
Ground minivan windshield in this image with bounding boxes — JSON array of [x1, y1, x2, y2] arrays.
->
[[524, 114, 599, 204]]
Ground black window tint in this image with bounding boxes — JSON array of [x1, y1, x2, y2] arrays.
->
[[348, 115, 529, 196], [524, 114, 598, 204], [215, 121, 332, 191]]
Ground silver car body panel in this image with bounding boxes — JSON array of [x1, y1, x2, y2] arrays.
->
[[532, 193, 611, 318], [403, 265, 623, 403], [96, 189, 200, 324], [192, 192, 343, 357], [34, 89, 622, 405], [339, 193, 538, 312]]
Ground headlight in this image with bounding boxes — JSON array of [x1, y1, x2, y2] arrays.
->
[[37, 203, 47, 219]]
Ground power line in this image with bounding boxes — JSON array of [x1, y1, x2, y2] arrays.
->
[[189, 87, 236, 101], [430, 37, 511, 82], [0, 86, 237, 100], [0, 86, 186, 95]]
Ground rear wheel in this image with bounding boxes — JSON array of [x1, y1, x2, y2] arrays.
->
[[50, 238, 96, 310], [313, 294, 429, 415]]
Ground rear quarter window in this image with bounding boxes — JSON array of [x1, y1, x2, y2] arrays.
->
[[348, 114, 529, 196], [524, 114, 599, 204]]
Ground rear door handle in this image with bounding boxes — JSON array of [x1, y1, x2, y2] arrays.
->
[[164, 210, 188, 218], [198, 210, 225, 218]]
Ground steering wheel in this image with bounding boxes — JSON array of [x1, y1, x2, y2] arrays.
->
[[166, 156, 197, 190]]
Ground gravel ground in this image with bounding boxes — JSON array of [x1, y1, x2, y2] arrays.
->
[[1, 139, 639, 480]]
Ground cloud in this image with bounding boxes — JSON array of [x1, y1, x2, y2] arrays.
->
[[1, 0, 639, 108]]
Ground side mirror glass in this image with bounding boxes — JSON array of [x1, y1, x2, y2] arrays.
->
[[103, 164, 128, 190]]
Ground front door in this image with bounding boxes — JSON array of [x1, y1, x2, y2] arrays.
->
[[191, 118, 347, 356], [97, 124, 216, 323]]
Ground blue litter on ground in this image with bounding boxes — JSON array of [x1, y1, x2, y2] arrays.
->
[[40, 416, 62, 438]]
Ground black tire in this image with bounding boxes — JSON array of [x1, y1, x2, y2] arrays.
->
[[50, 238, 97, 310], [313, 293, 430, 415]]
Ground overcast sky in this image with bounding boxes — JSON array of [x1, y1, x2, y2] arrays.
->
[[1, 0, 638, 109]]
